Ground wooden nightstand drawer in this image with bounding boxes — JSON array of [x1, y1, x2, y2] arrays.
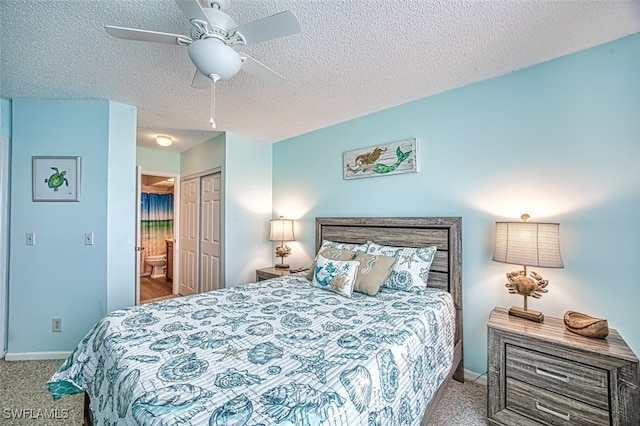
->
[[506, 344, 609, 410], [506, 377, 609, 425]]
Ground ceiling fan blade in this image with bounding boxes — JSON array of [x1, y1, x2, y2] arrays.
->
[[231, 11, 300, 46], [105, 25, 191, 45], [175, 0, 210, 23], [239, 53, 285, 87], [191, 69, 211, 89]]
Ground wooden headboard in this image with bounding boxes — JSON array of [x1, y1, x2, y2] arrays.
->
[[316, 216, 464, 382]]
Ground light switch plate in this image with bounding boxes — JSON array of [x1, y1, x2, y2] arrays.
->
[[85, 232, 94, 245], [26, 232, 35, 245]]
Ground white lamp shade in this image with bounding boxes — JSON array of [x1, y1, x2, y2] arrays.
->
[[188, 38, 242, 81], [269, 217, 295, 242], [493, 221, 563, 268]]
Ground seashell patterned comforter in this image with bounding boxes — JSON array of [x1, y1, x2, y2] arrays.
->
[[47, 273, 455, 425]]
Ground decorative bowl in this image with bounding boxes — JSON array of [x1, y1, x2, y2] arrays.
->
[[563, 311, 609, 339]]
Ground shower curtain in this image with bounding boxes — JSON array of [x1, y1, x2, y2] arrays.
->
[[140, 192, 174, 276]]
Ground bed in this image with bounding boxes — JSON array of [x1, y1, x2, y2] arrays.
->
[[48, 216, 463, 425]]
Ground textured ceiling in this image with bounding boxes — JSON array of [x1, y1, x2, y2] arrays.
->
[[1, 1, 639, 152]]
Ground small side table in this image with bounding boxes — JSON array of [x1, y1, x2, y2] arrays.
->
[[255, 266, 290, 282]]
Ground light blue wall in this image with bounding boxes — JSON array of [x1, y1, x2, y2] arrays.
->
[[224, 134, 272, 286], [180, 134, 225, 177], [8, 99, 136, 355], [106, 102, 137, 311], [136, 146, 180, 173], [179, 133, 272, 287], [273, 34, 640, 374]]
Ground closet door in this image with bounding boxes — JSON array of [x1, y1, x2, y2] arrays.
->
[[179, 177, 199, 296], [199, 173, 221, 292]]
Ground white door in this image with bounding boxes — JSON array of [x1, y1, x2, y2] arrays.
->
[[199, 173, 222, 292], [179, 178, 199, 295], [134, 166, 142, 305]]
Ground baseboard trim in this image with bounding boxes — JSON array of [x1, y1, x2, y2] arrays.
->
[[464, 368, 487, 386], [4, 351, 72, 361]]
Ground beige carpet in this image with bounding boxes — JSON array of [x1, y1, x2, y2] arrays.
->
[[0, 358, 487, 425]]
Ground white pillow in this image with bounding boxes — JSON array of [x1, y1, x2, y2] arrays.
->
[[366, 241, 437, 292], [311, 254, 359, 298]]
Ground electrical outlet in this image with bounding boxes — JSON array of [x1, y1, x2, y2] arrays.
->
[[52, 318, 62, 332]]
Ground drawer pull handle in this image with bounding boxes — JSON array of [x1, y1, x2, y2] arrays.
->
[[535, 367, 569, 382], [535, 402, 571, 421]]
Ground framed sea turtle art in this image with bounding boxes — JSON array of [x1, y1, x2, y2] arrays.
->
[[32, 156, 81, 202], [343, 138, 417, 180]]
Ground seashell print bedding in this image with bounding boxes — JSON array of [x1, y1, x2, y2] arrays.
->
[[47, 272, 455, 425]]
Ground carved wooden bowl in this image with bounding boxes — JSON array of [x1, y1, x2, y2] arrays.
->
[[564, 311, 609, 339]]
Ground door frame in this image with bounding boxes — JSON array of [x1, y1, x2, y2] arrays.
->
[[136, 169, 181, 301], [0, 137, 8, 356]]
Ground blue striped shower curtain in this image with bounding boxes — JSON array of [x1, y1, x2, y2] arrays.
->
[[140, 192, 174, 275]]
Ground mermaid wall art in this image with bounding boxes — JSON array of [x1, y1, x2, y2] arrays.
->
[[343, 138, 417, 180]]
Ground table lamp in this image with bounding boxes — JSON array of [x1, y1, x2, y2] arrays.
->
[[492, 214, 564, 322], [269, 216, 295, 269]]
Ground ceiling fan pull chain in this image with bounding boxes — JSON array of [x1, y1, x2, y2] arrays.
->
[[209, 76, 217, 129]]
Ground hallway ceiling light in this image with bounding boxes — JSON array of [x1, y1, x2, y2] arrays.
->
[[156, 135, 173, 147]]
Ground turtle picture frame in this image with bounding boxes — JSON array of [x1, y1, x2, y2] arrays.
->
[[32, 156, 81, 202]]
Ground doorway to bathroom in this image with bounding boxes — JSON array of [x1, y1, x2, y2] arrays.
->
[[136, 169, 180, 304]]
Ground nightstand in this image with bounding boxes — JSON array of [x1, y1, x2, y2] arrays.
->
[[255, 266, 290, 282], [488, 307, 639, 425]]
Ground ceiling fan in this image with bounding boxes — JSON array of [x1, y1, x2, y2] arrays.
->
[[106, 0, 300, 87], [105, 0, 301, 127]]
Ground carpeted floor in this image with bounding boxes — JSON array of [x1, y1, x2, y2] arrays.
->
[[0, 358, 487, 425]]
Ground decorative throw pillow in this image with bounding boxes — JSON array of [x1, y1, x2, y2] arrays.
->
[[306, 247, 356, 280], [306, 239, 367, 280], [366, 241, 438, 292], [352, 252, 396, 296], [311, 254, 359, 298], [319, 239, 368, 254]]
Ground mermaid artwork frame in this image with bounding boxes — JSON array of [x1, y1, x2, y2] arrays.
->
[[343, 138, 417, 180]]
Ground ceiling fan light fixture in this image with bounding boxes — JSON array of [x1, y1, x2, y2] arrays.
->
[[188, 38, 241, 81], [156, 135, 173, 147]]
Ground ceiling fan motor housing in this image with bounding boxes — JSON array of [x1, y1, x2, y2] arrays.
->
[[203, 8, 237, 37]]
